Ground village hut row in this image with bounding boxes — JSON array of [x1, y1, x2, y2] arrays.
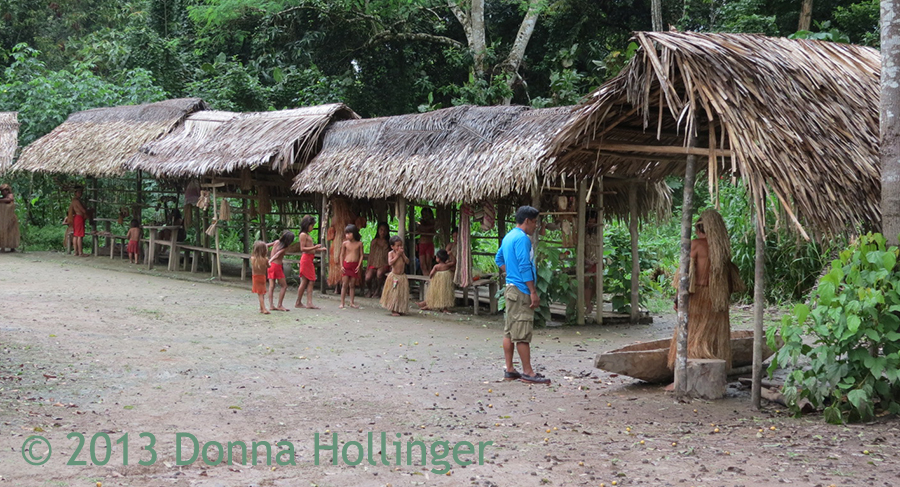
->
[[4, 32, 883, 340]]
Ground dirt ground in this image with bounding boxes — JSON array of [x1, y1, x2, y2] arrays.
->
[[1, 251, 898, 487]]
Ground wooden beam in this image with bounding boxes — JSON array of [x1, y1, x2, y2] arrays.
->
[[596, 177, 604, 325], [675, 123, 699, 401], [629, 182, 640, 323], [751, 195, 766, 410], [589, 142, 732, 158], [576, 180, 587, 325]]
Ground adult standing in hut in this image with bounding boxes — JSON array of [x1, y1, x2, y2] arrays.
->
[[69, 188, 88, 257], [495, 206, 551, 385], [0, 183, 20, 252], [666, 209, 743, 375]]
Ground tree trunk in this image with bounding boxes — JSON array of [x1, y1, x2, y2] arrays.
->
[[448, 0, 487, 78], [798, 0, 813, 32], [500, 0, 543, 104], [651, 0, 663, 31], [882, 0, 900, 244]]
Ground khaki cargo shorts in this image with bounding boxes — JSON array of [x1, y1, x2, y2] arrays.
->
[[504, 285, 534, 343]]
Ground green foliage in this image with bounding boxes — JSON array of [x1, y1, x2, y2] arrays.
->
[[0, 44, 166, 145], [832, 0, 879, 46], [789, 21, 851, 43], [769, 233, 900, 423], [533, 240, 577, 325]]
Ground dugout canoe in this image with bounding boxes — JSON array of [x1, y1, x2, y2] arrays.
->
[[594, 330, 778, 383]]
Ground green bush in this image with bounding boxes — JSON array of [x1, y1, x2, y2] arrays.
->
[[768, 233, 900, 423]]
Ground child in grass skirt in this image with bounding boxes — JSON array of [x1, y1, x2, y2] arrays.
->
[[250, 240, 270, 314], [417, 249, 456, 312], [381, 235, 410, 316]]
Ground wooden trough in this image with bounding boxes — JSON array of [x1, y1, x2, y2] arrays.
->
[[594, 330, 778, 383]]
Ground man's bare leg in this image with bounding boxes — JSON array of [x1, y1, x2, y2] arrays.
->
[[516, 342, 534, 377], [503, 337, 517, 374]]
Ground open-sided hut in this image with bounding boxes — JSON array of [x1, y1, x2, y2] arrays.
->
[[125, 103, 360, 278], [0, 112, 19, 174], [295, 104, 671, 320], [11, 99, 207, 257], [545, 31, 880, 401], [16, 98, 207, 177]]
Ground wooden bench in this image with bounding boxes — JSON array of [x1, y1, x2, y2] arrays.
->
[[462, 278, 499, 315], [406, 275, 430, 301]]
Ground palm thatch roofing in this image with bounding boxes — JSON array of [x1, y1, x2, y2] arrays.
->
[[15, 98, 207, 177], [126, 103, 359, 178], [0, 112, 19, 174], [293, 104, 671, 218], [546, 31, 880, 237]]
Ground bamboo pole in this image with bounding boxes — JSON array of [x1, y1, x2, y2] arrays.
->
[[751, 194, 766, 410], [213, 186, 222, 280], [596, 176, 604, 324], [675, 132, 699, 400], [576, 180, 587, 325], [320, 194, 328, 294], [629, 182, 640, 323], [408, 201, 416, 274], [397, 197, 407, 239]]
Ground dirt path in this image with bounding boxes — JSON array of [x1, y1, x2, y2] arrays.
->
[[1, 252, 897, 486]]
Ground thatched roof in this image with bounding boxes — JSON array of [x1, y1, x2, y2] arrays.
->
[[294, 105, 574, 204], [0, 112, 19, 174], [126, 103, 359, 177], [15, 98, 207, 177], [547, 31, 880, 236]]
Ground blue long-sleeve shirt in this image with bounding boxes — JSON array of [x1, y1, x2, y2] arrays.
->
[[495, 227, 535, 295]]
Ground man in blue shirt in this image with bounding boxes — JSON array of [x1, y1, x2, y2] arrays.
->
[[495, 206, 550, 384]]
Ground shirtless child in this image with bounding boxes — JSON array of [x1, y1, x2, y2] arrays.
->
[[69, 188, 88, 257], [339, 224, 364, 309], [295, 215, 326, 309], [380, 236, 411, 316], [267, 231, 295, 311]]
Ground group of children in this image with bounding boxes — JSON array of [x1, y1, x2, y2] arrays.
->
[[249, 216, 457, 316]]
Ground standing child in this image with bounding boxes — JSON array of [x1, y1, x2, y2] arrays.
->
[[339, 224, 364, 309], [126, 219, 142, 264], [251, 240, 270, 314], [267, 231, 295, 311], [295, 215, 326, 309], [365, 222, 391, 298], [417, 249, 456, 312], [381, 235, 410, 316]]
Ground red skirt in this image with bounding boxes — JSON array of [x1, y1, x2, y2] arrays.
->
[[299, 253, 316, 281], [73, 214, 86, 237], [417, 241, 435, 257], [251, 274, 267, 294], [127, 240, 139, 254], [342, 261, 360, 279], [267, 262, 285, 280]]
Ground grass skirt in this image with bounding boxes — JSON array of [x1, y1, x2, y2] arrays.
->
[[426, 270, 455, 309], [667, 285, 732, 370], [0, 202, 20, 249], [380, 272, 409, 314]]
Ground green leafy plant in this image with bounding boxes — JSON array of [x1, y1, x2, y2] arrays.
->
[[768, 233, 900, 423]]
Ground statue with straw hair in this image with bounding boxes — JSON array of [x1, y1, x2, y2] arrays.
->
[[667, 209, 745, 371]]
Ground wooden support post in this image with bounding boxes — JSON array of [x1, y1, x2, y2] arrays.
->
[[213, 187, 222, 280], [629, 182, 640, 323], [675, 132, 699, 401], [134, 170, 143, 221], [408, 201, 416, 274], [319, 194, 328, 294], [497, 203, 507, 243], [751, 195, 766, 410], [596, 177, 604, 324], [90, 177, 99, 256], [576, 180, 587, 325], [242, 196, 250, 254]]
